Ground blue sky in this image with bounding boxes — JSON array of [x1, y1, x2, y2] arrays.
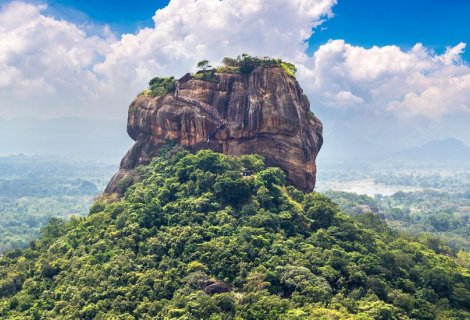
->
[[2, 0, 470, 150], [44, 0, 470, 62], [45, 0, 170, 34], [309, 0, 470, 62]]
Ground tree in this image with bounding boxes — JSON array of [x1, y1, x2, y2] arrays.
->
[[214, 172, 251, 205], [222, 57, 238, 67], [196, 60, 211, 71], [1, 147, 469, 319]]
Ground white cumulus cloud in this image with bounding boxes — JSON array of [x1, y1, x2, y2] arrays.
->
[[0, 0, 337, 118], [93, 0, 337, 94], [300, 40, 470, 119], [1, 0, 469, 123], [0, 2, 114, 110]]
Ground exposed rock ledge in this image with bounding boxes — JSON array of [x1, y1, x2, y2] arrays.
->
[[105, 66, 323, 195]]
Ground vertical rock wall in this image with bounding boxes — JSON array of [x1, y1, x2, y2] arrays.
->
[[105, 66, 323, 194]]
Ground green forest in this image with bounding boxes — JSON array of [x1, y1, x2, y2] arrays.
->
[[0, 156, 114, 252], [1, 146, 469, 319], [324, 190, 470, 251]]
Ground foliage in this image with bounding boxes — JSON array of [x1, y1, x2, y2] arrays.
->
[[196, 60, 212, 71], [219, 54, 298, 75], [0, 196, 91, 252], [215, 65, 241, 74], [194, 70, 218, 83], [143, 55, 297, 94], [374, 172, 470, 190], [203, 54, 299, 76], [0, 156, 101, 198], [147, 77, 176, 97], [138, 89, 151, 97], [306, 110, 315, 121], [221, 57, 239, 67], [0, 156, 113, 252], [280, 62, 297, 77], [0, 147, 469, 319], [325, 190, 470, 251], [193, 59, 218, 82]]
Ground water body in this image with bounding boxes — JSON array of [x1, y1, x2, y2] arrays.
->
[[316, 178, 424, 197]]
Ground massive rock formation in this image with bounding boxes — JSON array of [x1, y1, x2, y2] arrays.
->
[[105, 66, 323, 194]]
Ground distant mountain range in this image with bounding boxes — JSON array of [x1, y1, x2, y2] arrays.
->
[[388, 138, 470, 164], [318, 134, 470, 166], [2, 117, 469, 166]]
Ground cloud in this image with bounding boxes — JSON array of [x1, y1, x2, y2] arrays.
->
[[0, 0, 337, 118], [300, 40, 470, 119], [0, 1, 115, 117], [1, 0, 469, 122], [93, 0, 337, 93]]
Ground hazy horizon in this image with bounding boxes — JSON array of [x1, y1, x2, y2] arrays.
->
[[1, 0, 470, 165], [2, 115, 470, 166]]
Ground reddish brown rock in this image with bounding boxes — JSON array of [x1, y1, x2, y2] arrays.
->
[[105, 66, 323, 194]]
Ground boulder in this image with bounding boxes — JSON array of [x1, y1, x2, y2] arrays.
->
[[105, 65, 323, 194]]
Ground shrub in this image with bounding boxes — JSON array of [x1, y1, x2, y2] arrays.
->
[[148, 76, 176, 97], [194, 70, 218, 82], [306, 110, 315, 121], [143, 56, 297, 96], [215, 66, 240, 74], [138, 89, 152, 97], [280, 62, 297, 77], [219, 54, 297, 76]]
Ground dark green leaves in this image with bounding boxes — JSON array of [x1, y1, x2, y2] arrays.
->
[[0, 147, 469, 319]]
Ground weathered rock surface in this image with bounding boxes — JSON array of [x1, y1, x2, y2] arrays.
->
[[105, 66, 323, 194], [203, 281, 232, 295]]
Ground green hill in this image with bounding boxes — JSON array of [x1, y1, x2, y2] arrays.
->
[[1, 146, 469, 319]]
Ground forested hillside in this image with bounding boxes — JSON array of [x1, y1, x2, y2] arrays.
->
[[0, 147, 469, 319]]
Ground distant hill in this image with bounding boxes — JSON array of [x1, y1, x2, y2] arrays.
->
[[389, 138, 470, 164]]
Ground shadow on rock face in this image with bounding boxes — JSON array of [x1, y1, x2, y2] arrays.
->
[[105, 65, 323, 196]]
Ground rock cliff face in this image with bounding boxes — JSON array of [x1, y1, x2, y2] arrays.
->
[[105, 66, 323, 194]]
